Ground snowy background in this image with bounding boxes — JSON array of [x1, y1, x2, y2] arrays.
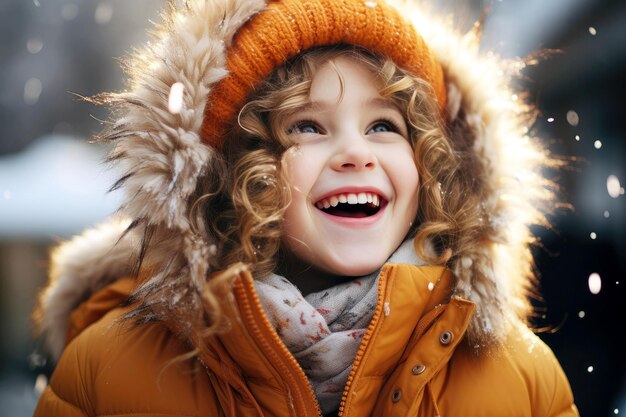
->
[[0, 0, 624, 416]]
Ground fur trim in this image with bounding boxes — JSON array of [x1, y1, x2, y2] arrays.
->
[[398, 1, 553, 343], [38, 0, 556, 358], [95, 0, 268, 340], [37, 217, 138, 361]]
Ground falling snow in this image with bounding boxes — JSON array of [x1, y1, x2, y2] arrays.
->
[[547, 117, 555, 123], [594, 140, 602, 149], [603, 210, 610, 218], [95, 2, 113, 25], [614, 409, 619, 415], [578, 311, 585, 318], [27, 38, 43, 54], [590, 232, 597, 240], [566, 110, 579, 126], [62, 4, 79, 21], [587, 365, 594, 373], [575, 135, 580, 141], [168, 82, 184, 114], [427, 282, 434, 291], [34, 374, 47, 395], [607, 175, 621, 198], [28, 352, 46, 370], [589, 27, 597, 36], [588, 273, 601, 294], [33, 0, 40, 6], [24, 78, 42, 105]]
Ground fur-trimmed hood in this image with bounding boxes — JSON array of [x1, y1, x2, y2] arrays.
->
[[37, 0, 555, 361]]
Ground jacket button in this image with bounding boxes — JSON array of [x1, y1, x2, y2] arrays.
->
[[391, 389, 402, 403], [439, 330, 453, 345], [412, 364, 426, 375]]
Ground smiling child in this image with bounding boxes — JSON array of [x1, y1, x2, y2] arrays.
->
[[279, 54, 419, 287], [34, 1, 578, 416]]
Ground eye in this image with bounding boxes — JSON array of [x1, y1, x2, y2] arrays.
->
[[367, 120, 399, 134], [288, 120, 321, 135]]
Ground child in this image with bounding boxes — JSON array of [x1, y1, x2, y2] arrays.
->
[[33, 0, 579, 416]]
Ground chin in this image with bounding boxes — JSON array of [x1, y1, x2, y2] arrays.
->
[[325, 257, 386, 277]]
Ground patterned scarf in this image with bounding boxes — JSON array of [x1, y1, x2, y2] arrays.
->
[[254, 240, 424, 414]]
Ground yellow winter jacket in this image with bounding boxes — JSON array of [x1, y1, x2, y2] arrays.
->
[[34, 264, 578, 417]]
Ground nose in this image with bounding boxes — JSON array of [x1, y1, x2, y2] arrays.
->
[[330, 133, 377, 171]]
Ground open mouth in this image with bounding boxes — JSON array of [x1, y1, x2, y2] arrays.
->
[[314, 192, 386, 218]]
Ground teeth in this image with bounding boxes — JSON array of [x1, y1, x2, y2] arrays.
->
[[315, 192, 382, 209]]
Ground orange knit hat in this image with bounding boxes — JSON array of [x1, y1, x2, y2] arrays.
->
[[201, 0, 447, 147]]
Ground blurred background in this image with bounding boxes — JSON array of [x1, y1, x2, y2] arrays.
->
[[0, 0, 624, 416]]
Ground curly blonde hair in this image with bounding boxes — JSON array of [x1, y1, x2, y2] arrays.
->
[[194, 46, 480, 279]]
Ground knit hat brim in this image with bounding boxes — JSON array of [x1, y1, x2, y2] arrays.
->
[[201, 0, 447, 147]]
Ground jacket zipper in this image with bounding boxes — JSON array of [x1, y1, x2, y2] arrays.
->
[[337, 266, 390, 417], [233, 272, 323, 417]]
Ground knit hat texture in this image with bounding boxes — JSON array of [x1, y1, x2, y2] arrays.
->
[[201, 0, 447, 147]]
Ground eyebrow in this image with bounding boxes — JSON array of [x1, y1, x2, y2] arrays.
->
[[365, 96, 399, 110]]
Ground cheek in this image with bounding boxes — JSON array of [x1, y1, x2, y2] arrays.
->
[[281, 147, 310, 194], [281, 145, 328, 199], [403, 166, 420, 220], [406, 161, 420, 200], [280, 149, 318, 257], [386, 145, 420, 203]]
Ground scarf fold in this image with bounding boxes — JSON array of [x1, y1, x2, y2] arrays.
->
[[254, 240, 425, 414]]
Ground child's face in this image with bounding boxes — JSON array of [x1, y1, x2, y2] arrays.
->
[[280, 56, 419, 277]]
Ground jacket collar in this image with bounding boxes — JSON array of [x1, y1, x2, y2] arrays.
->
[[200, 263, 475, 417]]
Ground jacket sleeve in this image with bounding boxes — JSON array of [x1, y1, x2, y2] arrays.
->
[[535, 347, 579, 417], [33, 386, 90, 417], [520, 328, 579, 417], [33, 333, 94, 417], [33, 304, 227, 417], [33, 279, 136, 417]]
